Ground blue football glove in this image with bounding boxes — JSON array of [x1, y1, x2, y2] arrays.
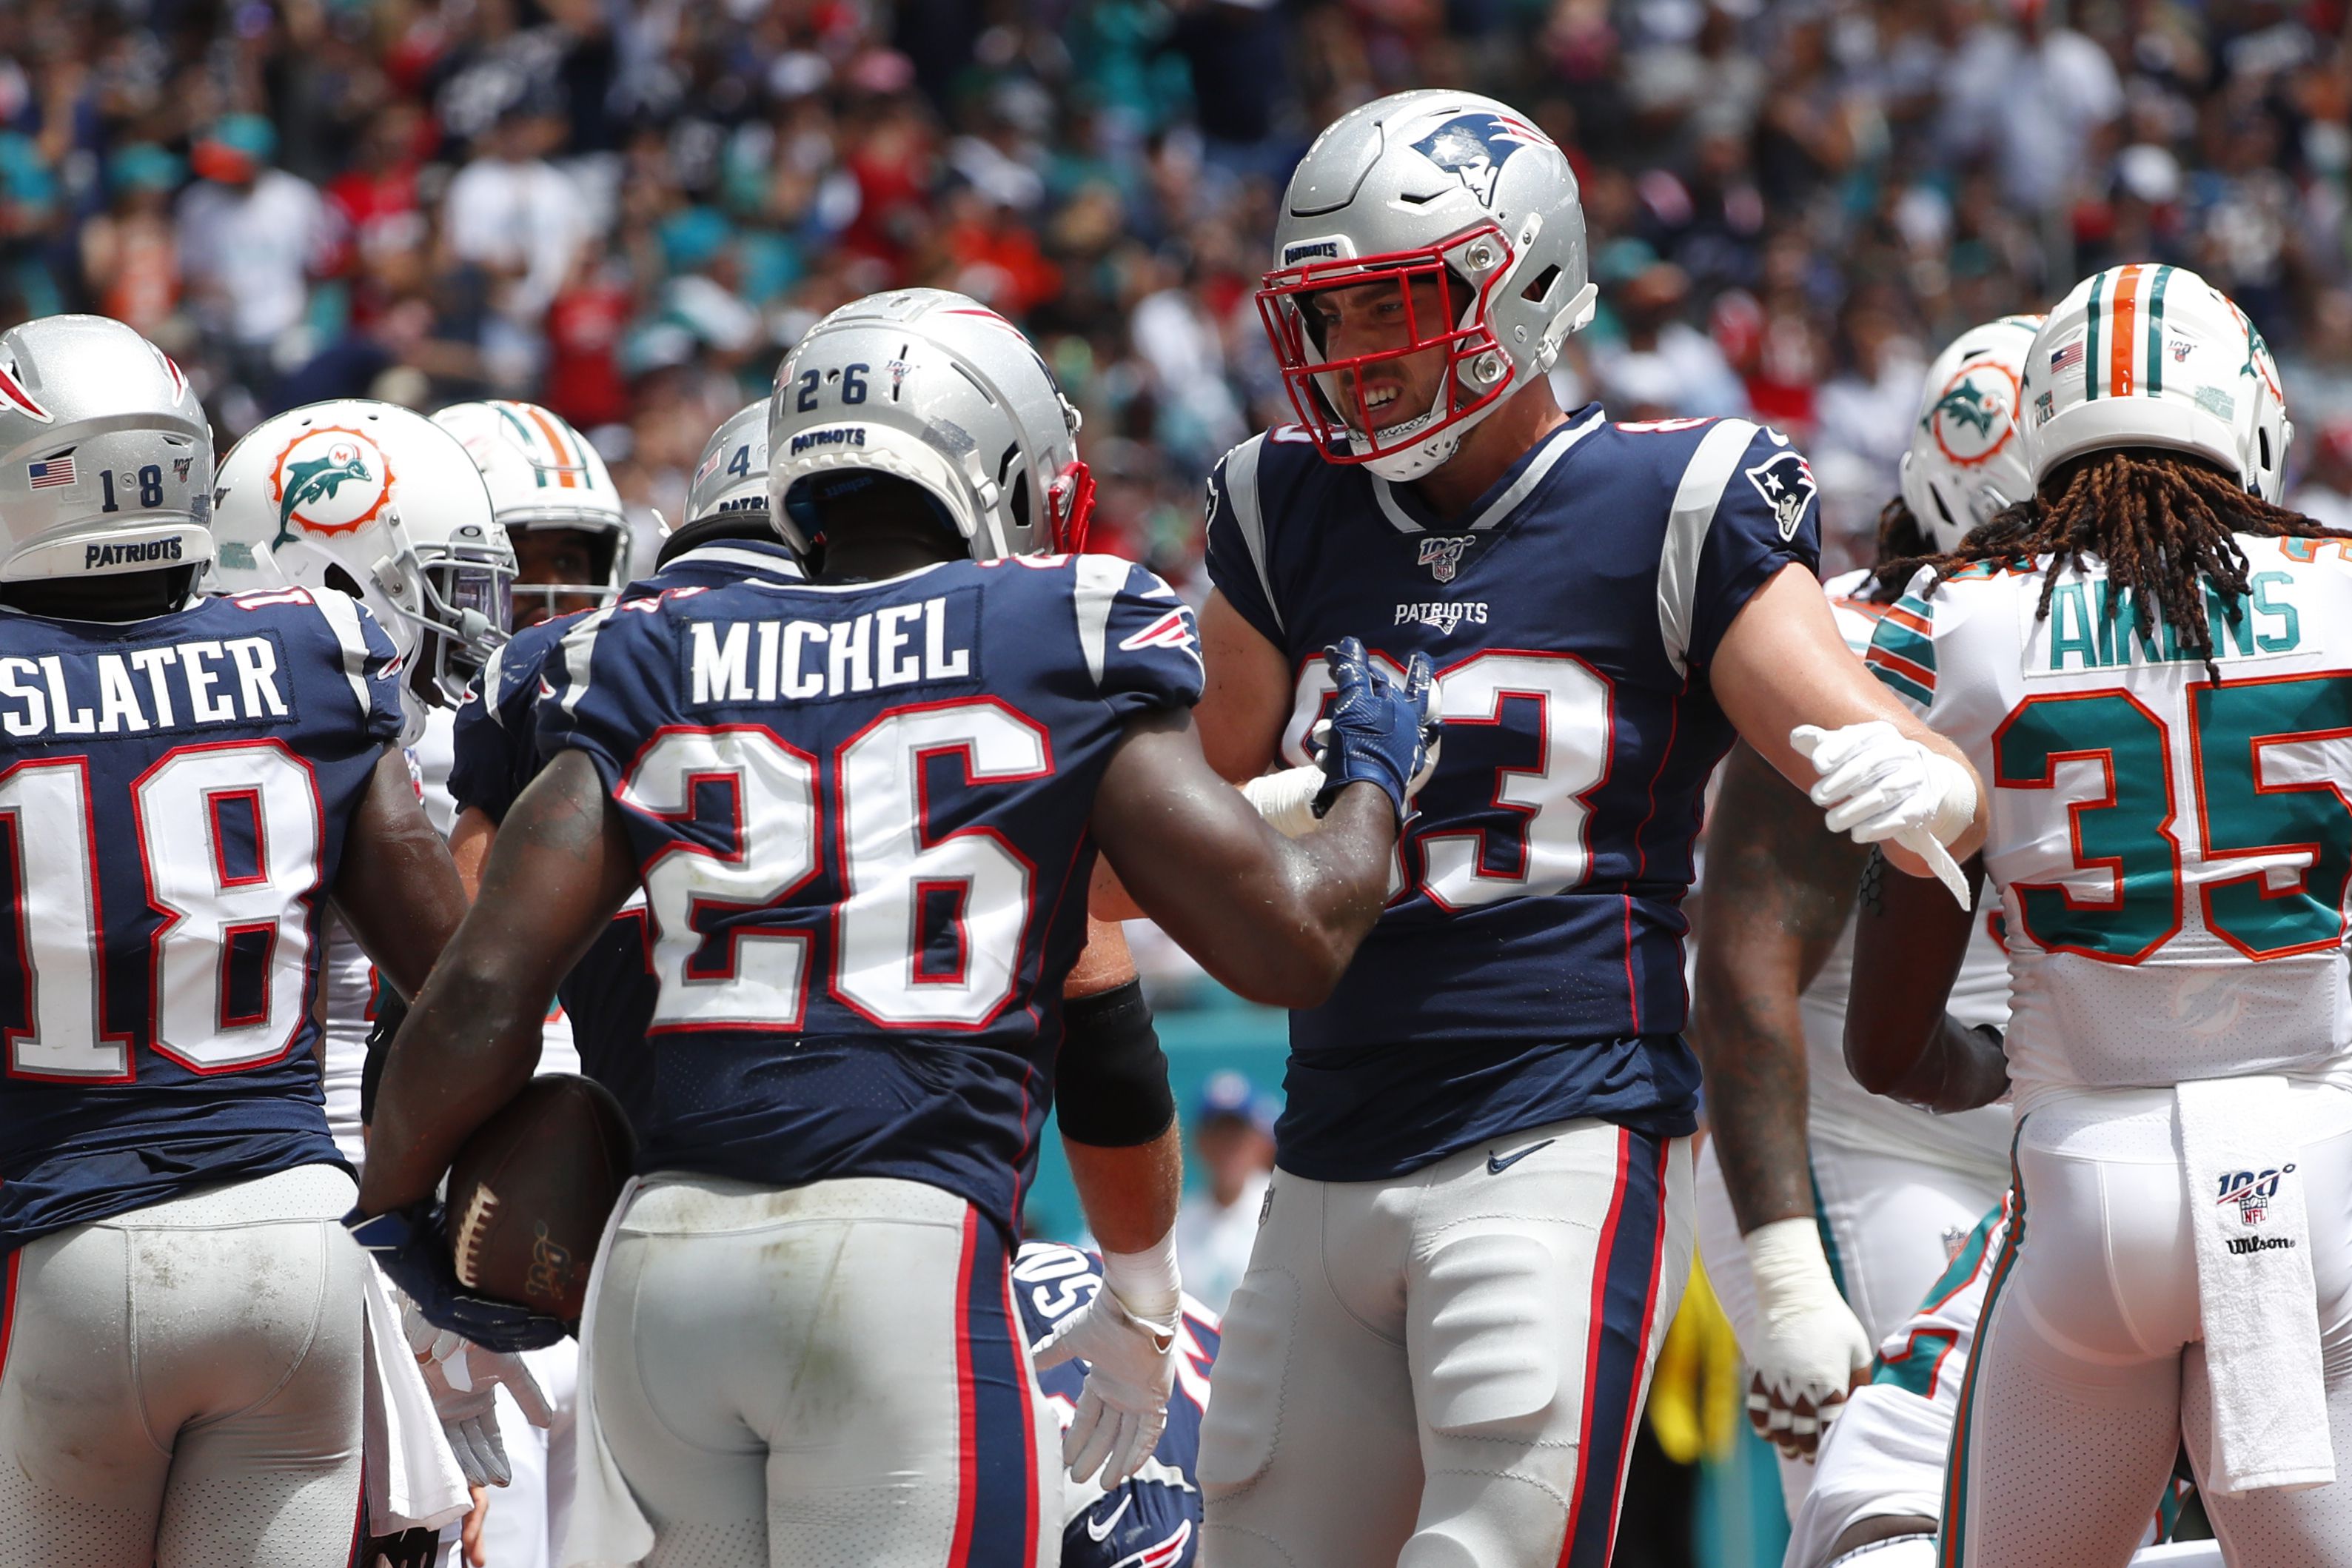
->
[[1313, 639, 1438, 822], [343, 1204, 571, 1354]]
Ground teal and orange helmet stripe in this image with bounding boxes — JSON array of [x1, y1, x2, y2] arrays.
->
[[1864, 592, 1937, 706], [2081, 264, 2176, 401], [492, 400, 586, 489]]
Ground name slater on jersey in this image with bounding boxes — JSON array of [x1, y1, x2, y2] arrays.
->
[[1393, 600, 1490, 635], [2038, 571, 2299, 674], [0, 633, 292, 738], [686, 592, 976, 705], [84, 537, 184, 570]]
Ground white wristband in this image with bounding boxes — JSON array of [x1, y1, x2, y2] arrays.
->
[[1242, 766, 1324, 837], [1743, 1216, 1840, 1324], [1099, 1230, 1182, 1327]]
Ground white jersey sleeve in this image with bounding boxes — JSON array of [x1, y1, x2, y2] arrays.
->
[[1863, 542, 2352, 1112]]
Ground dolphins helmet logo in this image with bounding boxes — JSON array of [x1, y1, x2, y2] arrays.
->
[[1410, 113, 1550, 209], [268, 426, 395, 546], [1923, 361, 2020, 468]]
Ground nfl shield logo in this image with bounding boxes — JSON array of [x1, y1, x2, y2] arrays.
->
[[1417, 536, 1473, 583]]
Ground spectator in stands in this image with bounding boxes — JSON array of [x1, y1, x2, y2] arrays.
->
[[1174, 1071, 1278, 1318]]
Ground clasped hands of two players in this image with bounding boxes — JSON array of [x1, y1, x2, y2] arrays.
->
[[346, 1203, 565, 1488]]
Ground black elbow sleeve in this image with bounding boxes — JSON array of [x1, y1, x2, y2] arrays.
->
[[1055, 977, 1174, 1147]]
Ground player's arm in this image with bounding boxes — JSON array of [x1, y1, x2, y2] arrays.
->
[[357, 751, 641, 1216], [1059, 916, 1184, 1253], [1090, 703, 1401, 1009], [449, 805, 497, 900], [330, 747, 470, 999], [1091, 589, 1293, 922], [1688, 740, 1877, 1458], [1713, 564, 1986, 877], [1845, 848, 2008, 1113], [1689, 742, 1866, 1230]]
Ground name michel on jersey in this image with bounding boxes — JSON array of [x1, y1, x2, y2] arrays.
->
[[0, 632, 293, 737], [684, 592, 976, 706]]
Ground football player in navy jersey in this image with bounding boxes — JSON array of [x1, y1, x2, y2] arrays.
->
[[0, 316, 474, 1560], [360, 289, 1435, 1568], [1156, 90, 1989, 1568], [1013, 1242, 1219, 1568]]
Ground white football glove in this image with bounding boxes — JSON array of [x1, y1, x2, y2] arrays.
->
[[1242, 765, 1326, 837], [1030, 1239, 1179, 1486], [1742, 1218, 1873, 1461], [401, 1296, 555, 1488], [1790, 721, 1974, 907]]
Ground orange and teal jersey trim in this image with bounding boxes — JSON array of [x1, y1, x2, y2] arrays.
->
[[2080, 264, 2178, 403], [1865, 589, 1937, 706]]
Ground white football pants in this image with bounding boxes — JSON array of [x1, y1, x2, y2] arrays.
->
[[1949, 1085, 2352, 1567], [1198, 1118, 1693, 1568], [0, 1162, 366, 1567], [583, 1173, 1054, 1568]]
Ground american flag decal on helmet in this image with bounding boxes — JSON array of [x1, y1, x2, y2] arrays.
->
[[0, 363, 53, 423]]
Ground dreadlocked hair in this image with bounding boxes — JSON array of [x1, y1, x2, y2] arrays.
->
[[1860, 493, 1937, 604], [1878, 449, 2352, 674]]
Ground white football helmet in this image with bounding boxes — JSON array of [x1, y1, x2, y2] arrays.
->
[[1257, 90, 1598, 482], [211, 400, 513, 742], [0, 315, 212, 592], [430, 401, 629, 618], [768, 289, 1092, 563], [1898, 315, 2043, 552], [684, 401, 771, 532], [2022, 264, 2291, 503]]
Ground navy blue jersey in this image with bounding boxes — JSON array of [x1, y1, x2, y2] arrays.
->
[[537, 554, 1203, 1236], [0, 586, 403, 1251], [1013, 1242, 1215, 1568], [448, 540, 804, 1109], [1203, 409, 1820, 1179]]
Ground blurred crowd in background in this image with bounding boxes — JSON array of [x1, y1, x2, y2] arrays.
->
[[14, 0, 2352, 584]]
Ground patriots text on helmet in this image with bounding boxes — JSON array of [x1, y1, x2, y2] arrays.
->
[[83, 537, 183, 569], [788, 426, 868, 456]]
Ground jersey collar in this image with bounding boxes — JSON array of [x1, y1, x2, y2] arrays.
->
[[1367, 403, 1606, 537]]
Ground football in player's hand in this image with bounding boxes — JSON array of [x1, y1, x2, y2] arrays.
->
[[447, 1075, 634, 1321]]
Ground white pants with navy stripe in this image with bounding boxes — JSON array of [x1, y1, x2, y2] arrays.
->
[[0, 1163, 366, 1567], [582, 1174, 1054, 1568], [1197, 1117, 1694, 1568], [1948, 1087, 2352, 1568]]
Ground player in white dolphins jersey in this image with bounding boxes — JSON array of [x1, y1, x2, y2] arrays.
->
[[209, 401, 517, 1162], [1849, 266, 2352, 1566], [1689, 319, 2036, 1499]]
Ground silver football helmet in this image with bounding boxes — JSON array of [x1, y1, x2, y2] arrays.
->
[[211, 401, 514, 740], [0, 315, 212, 591], [1259, 90, 1598, 482], [431, 401, 629, 617], [683, 401, 771, 532], [768, 289, 1092, 563]]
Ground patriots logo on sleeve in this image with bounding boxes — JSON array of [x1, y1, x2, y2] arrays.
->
[[1118, 606, 1198, 654], [1743, 451, 1817, 542]]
